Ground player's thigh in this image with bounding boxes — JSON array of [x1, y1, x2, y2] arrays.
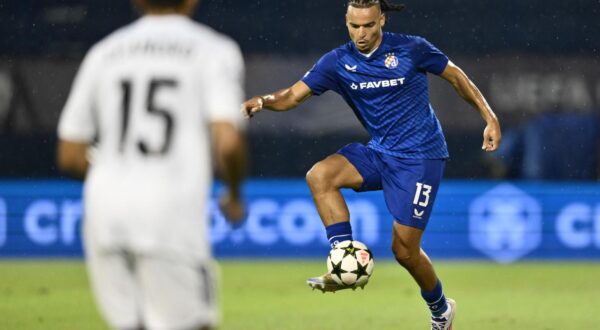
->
[[137, 257, 219, 330], [85, 245, 141, 329], [381, 158, 445, 229], [309, 143, 382, 191], [307, 154, 363, 190]]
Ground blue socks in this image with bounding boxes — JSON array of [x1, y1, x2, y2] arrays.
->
[[421, 280, 448, 317], [325, 222, 353, 248]]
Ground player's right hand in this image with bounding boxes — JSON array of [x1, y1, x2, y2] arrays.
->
[[219, 191, 247, 229], [482, 121, 502, 152], [241, 96, 264, 119]]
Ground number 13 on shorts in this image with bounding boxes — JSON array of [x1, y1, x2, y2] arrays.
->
[[413, 182, 432, 207]]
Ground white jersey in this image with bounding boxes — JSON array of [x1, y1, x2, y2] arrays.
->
[[58, 15, 244, 260]]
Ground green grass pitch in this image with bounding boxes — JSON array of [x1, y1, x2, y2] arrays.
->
[[1, 260, 599, 329]]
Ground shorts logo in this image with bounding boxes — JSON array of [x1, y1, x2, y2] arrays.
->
[[384, 53, 399, 69], [351, 83, 358, 90], [413, 209, 424, 219]]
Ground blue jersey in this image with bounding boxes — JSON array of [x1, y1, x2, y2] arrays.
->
[[302, 32, 449, 159]]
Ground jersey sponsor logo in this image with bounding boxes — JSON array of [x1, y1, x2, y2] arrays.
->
[[350, 78, 405, 90], [384, 53, 399, 69], [344, 64, 358, 72], [469, 183, 542, 263]]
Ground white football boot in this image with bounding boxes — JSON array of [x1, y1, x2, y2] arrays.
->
[[430, 298, 456, 330], [306, 273, 367, 293]]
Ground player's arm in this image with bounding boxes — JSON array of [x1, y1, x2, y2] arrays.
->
[[56, 48, 99, 180], [440, 61, 502, 152], [241, 80, 313, 118], [57, 140, 90, 180], [202, 38, 249, 225], [211, 121, 246, 223]]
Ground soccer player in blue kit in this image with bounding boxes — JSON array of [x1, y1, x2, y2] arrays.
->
[[242, 0, 501, 328]]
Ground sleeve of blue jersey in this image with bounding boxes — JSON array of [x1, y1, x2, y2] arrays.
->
[[412, 37, 449, 75], [301, 51, 339, 96]]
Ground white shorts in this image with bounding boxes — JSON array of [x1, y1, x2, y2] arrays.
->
[[85, 243, 219, 330]]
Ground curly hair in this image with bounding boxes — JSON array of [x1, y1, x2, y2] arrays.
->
[[348, 0, 405, 12]]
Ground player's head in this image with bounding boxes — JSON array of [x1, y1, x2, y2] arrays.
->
[[134, 0, 199, 16], [346, 0, 405, 53]]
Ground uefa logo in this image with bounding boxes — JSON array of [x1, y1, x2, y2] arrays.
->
[[469, 183, 542, 263], [384, 53, 398, 69]]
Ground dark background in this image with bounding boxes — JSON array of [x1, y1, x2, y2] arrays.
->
[[3, 0, 598, 56], [1, 0, 599, 179]]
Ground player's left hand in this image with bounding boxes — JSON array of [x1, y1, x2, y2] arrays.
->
[[219, 192, 247, 229], [482, 121, 502, 152]]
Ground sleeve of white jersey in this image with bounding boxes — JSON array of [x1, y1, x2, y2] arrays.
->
[[57, 49, 99, 143], [202, 39, 246, 128]]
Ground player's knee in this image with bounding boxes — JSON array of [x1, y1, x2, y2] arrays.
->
[[392, 243, 420, 270], [306, 162, 335, 191], [393, 251, 420, 270]]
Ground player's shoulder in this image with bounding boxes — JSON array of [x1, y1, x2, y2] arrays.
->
[[384, 32, 429, 48], [337, 40, 356, 56], [86, 17, 241, 63], [311, 48, 342, 71], [82, 20, 140, 63], [93, 20, 139, 49], [317, 43, 351, 64]]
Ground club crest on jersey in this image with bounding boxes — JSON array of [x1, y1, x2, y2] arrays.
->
[[384, 53, 399, 69]]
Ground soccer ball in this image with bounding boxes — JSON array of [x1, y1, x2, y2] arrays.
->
[[326, 240, 374, 286]]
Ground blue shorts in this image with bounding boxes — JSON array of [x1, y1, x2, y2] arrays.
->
[[337, 143, 446, 230]]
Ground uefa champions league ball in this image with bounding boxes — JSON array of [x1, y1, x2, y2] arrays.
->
[[326, 240, 374, 286]]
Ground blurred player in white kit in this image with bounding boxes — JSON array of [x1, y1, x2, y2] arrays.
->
[[56, 0, 246, 329]]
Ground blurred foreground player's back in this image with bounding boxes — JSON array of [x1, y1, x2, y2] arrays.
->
[[56, 0, 247, 329]]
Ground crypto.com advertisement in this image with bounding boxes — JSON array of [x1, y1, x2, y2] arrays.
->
[[0, 180, 599, 263]]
